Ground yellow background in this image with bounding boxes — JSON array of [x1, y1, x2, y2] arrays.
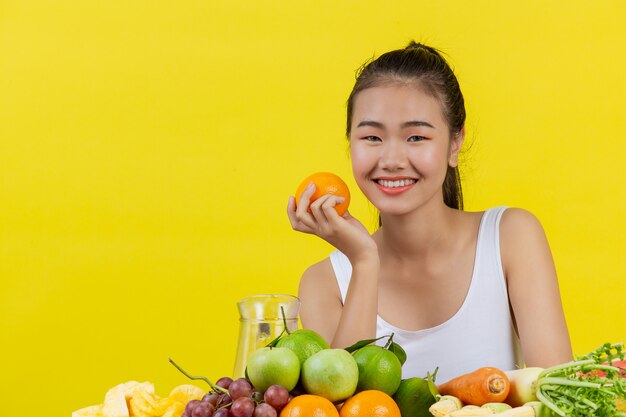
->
[[1, 1, 624, 415]]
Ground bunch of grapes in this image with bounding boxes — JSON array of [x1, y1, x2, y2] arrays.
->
[[183, 376, 293, 417]]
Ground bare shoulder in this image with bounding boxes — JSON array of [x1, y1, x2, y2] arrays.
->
[[500, 208, 548, 248], [299, 257, 341, 298], [500, 207, 544, 234], [499, 207, 552, 276]]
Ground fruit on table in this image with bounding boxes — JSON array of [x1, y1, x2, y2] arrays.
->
[[294, 172, 351, 216], [229, 378, 254, 399], [352, 345, 402, 396], [264, 384, 290, 409], [392, 377, 436, 417], [184, 380, 289, 417], [279, 394, 339, 417], [339, 389, 401, 417], [246, 347, 301, 392], [170, 358, 296, 416], [72, 381, 204, 417], [275, 328, 329, 367], [301, 348, 358, 403]]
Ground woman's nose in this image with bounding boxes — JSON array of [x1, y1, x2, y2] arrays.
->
[[379, 142, 407, 170]]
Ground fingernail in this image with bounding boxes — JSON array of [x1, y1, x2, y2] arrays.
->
[[306, 181, 315, 190]]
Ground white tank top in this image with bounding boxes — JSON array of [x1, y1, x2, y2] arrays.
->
[[329, 206, 523, 383]]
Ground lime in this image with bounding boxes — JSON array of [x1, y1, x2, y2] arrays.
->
[[392, 377, 436, 417], [352, 345, 402, 396], [276, 329, 330, 367]]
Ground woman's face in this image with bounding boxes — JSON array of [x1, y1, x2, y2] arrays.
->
[[349, 84, 462, 216]]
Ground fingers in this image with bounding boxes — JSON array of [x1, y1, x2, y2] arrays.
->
[[310, 194, 345, 223], [287, 185, 347, 236], [295, 182, 316, 216], [287, 196, 312, 232], [287, 183, 317, 232]]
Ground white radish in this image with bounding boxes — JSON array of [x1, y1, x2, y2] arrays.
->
[[504, 367, 544, 407]]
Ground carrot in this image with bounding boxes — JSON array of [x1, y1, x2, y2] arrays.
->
[[437, 367, 510, 406]]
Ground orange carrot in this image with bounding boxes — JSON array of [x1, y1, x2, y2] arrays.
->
[[437, 367, 510, 406]]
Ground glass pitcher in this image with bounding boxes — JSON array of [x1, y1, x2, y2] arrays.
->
[[233, 294, 300, 378]]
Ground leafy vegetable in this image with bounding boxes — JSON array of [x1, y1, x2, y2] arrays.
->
[[535, 342, 626, 417]]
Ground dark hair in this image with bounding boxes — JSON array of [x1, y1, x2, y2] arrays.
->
[[346, 41, 465, 210]]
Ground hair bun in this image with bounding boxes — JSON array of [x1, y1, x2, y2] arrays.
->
[[405, 41, 441, 56]]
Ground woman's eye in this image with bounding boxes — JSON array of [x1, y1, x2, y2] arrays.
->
[[363, 135, 382, 142], [408, 135, 426, 142]]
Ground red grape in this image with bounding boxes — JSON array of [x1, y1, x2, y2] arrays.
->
[[217, 393, 232, 408], [214, 409, 230, 417], [191, 401, 215, 417], [229, 378, 253, 400], [203, 393, 220, 406], [230, 397, 255, 417], [216, 376, 234, 389], [185, 400, 202, 415], [253, 403, 277, 417], [264, 385, 289, 409]]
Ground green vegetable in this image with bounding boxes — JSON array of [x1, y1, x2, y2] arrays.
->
[[534, 342, 626, 417]]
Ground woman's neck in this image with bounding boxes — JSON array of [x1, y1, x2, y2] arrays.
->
[[374, 202, 459, 261]]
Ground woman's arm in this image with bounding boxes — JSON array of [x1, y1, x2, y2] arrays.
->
[[288, 183, 380, 347], [500, 208, 572, 367], [299, 256, 379, 348]]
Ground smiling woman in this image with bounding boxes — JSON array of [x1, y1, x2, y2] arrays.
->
[[346, 43, 466, 211], [287, 42, 572, 383], [349, 84, 461, 215]]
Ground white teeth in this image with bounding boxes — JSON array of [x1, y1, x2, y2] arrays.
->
[[377, 179, 416, 188]]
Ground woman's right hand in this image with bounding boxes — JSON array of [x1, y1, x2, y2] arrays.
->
[[287, 182, 378, 264]]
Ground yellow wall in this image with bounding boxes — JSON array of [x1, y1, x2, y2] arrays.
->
[[1, 1, 624, 415]]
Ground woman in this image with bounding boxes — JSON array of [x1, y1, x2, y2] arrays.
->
[[287, 42, 571, 382]]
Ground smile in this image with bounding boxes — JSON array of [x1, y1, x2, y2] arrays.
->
[[374, 179, 417, 188]]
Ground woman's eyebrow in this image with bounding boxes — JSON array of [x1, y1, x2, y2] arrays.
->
[[356, 120, 385, 129], [356, 120, 435, 129], [402, 120, 435, 129]]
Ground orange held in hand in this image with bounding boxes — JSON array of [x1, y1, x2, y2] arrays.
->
[[295, 172, 351, 216], [339, 390, 401, 417], [279, 394, 340, 417]]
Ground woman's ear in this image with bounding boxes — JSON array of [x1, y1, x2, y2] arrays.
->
[[448, 127, 465, 167]]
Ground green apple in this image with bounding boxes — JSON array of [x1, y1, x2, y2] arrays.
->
[[301, 348, 358, 402], [246, 346, 300, 392]]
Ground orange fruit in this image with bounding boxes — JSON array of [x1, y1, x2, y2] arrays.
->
[[338, 390, 401, 417], [294, 172, 350, 216], [279, 394, 340, 417]]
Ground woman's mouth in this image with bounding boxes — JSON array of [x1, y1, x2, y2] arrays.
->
[[373, 178, 417, 194]]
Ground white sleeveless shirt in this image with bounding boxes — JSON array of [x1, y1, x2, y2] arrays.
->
[[329, 206, 524, 383]]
